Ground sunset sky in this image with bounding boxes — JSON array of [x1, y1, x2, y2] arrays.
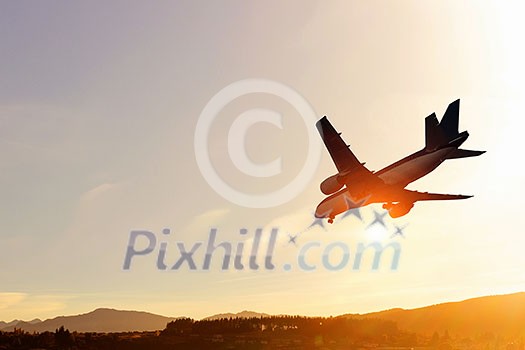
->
[[1, 1, 524, 322]]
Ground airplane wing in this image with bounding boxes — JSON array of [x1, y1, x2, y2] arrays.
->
[[402, 189, 472, 202], [316, 116, 374, 175]]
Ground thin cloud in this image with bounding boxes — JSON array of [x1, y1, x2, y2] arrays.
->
[[80, 183, 118, 202], [0, 292, 27, 310]]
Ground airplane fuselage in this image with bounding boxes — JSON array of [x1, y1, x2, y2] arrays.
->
[[376, 147, 455, 187]]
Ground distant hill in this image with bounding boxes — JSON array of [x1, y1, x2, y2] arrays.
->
[[1, 308, 176, 333], [203, 310, 270, 320], [0, 318, 40, 329], [343, 292, 525, 337]]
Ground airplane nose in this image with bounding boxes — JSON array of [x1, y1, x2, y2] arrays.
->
[[315, 190, 368, 221], [315, 201, 333, 218]]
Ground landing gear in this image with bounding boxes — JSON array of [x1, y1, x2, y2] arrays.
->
[[382, 202, 394, 211], [328, 218, 334, 224]]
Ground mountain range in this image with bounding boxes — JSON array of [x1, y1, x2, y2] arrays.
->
[[3, 292, 525, 335], [1, 308, 177, 333], [0, 318, 41, 329], [344, 292, 525, 337]]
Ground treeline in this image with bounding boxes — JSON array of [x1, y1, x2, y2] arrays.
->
[[0, 326, 81, 350], [162, 315, 404, 339], [1, 316, 524, 349], [0, 316, 420, 349]]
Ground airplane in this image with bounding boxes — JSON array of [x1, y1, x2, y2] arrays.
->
[[315, 99, 484, 223]]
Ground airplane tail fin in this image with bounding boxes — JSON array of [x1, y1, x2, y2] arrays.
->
[[425, 99, 469, 151], [440, 99, 460, 138], [425, 112, 446, 150]]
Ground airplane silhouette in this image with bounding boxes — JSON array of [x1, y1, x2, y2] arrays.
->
[[315, 99, 484, 223]]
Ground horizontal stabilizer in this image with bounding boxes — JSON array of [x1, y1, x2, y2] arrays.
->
[[447, 148, 486, 159]]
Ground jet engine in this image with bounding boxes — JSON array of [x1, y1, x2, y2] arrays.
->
[[384, 202, 414, 218], [320, 174, 344, 195]]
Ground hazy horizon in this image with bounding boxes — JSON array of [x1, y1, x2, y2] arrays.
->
[[2, 290, 524, 324]]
